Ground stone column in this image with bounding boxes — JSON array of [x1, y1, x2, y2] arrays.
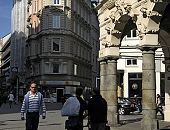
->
[[100, 57, 119, 128], [141, 47, 157, 130]]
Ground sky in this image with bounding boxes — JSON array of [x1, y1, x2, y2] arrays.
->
[[0, 0, 12, 38]]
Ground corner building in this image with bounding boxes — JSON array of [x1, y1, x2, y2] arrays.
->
[[26, 0, 99, 101]]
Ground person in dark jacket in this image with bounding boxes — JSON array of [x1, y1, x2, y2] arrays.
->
[[156, 94, 164, 119], [76, 87, 88, 125], [88, 89, 107, 130]]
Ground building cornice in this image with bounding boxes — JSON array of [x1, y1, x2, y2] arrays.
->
[[27, 28, 92, 48]]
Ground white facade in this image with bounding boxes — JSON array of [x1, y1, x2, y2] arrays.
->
[[117, 31, 165, 98]]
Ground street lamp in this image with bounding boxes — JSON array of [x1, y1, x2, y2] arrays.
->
[[11, 67, 19, 103]]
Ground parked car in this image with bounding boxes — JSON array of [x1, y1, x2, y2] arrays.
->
[[118, 97, 132, 115], [118, 97, 142, 115]]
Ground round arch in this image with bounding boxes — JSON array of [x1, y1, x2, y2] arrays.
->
[[97, 0, 170, 128], [159, 3, 170, 121]]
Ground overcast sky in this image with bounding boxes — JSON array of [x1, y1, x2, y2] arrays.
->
[[0, 0, 12, 38]]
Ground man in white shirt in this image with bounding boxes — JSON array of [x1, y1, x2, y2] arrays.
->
[[21, 81, 46, 130]]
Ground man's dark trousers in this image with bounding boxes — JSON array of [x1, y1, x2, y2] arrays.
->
[[26, 112, 39, 130]]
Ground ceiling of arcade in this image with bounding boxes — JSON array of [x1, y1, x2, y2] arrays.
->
[[97, 0, 170, 58]]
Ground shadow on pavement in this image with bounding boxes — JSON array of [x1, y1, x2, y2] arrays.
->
[[0, 102, 62, 114], [39, 123, 62, 126], [159, 124, 170, 130], [0, 126, 24, 130], [120, 117, 142, 125]]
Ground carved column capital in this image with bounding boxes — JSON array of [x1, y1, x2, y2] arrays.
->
[[99, 46, 120, 62], [98, 55, 120, 62], [136, 45, 159, 52]]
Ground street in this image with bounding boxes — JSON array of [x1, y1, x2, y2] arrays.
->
[[0, 103, 89, 130], [0, 110, 67, 130], [0, 103, 170, 130]]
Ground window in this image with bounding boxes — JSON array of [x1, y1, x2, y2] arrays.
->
[[47, 62, 67, 74], [53, 15, 60, 28], [127, 30, 137, 38], [53, 63, 60, 73], [54, 0, 60, 5], [53, 42, 59, 51], [74, 64, 77, 75], [127, 59, 137, 65], [45, 62, 50, 73], [52, 38, 60, 52], [62, 63, 67, 74]]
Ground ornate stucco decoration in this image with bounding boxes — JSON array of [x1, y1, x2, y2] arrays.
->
[[27, 0, 32, 5], [109, 12, 116, 22], [98, 0, 167, 56], [36, 10, 42, 18], [105, 0, 115, 9], [27, 15, 31, 22], [26, 23, 32, 29], [124, 4, 132, 14]]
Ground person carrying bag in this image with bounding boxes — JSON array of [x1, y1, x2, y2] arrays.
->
[[61, 96, 81, 129], [61, 87, 87, 130]]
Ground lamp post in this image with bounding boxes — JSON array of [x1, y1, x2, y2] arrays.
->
[[11, 67, 19, 103]]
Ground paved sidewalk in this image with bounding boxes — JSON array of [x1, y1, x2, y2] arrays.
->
[[0, 103, 170, 130], [0, 102, 62, 114], [0, 110, 67, 130]]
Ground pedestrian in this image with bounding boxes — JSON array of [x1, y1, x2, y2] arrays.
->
[[75, 87, 88, 130], [156, 94, 164, 119], [20, 80, 46, 130], [8, 92, 14, 108], [131, 95, 141, 112], [88, 89, 107, 130], [65, 87, 88, 130]]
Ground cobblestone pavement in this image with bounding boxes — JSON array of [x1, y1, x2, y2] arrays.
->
[[0, 103, 170, 130]]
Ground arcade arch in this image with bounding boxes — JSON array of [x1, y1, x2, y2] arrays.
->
[[97, 1, 170, 130]]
